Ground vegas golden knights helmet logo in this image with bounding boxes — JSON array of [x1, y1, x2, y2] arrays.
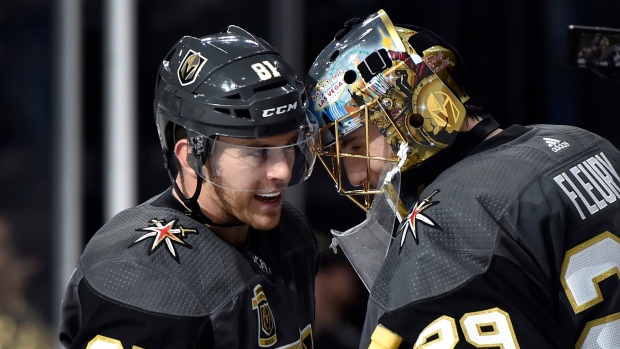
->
[[177, 49, 207, 86], [252, 284, 277, 347]]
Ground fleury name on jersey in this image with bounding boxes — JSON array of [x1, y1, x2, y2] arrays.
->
[[553, 151, 620, 220]]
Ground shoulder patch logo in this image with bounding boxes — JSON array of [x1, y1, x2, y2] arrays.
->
[[252, 284, 277, 347], [130, 219, 198, 262], [543, 137, 570, 153], [178, 49, 207, 86], [398, 189, 442, 252]]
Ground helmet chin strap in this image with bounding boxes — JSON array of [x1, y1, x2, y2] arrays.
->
[[167, 164, 245, 228]]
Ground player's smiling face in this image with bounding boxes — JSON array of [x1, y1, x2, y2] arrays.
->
[[200, 130, 298, 230]]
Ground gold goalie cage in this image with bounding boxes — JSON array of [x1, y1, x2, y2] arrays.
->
[[313, 99, 409, 212]]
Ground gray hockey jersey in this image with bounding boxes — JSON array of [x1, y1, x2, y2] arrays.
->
[[59, 189, 318, 349], [361, 125, 620, 348]]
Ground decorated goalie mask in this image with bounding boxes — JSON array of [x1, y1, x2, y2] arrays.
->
[[306, 9, 470, 212]]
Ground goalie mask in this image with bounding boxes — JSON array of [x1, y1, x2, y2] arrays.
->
[[306, 9, 469, 211]]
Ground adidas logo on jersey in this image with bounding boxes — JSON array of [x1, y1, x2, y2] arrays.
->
[[543, 137, 570, 153]]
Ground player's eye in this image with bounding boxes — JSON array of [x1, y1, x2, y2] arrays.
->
[[343, 143, 363, 154], [245, 148, 268, 158]]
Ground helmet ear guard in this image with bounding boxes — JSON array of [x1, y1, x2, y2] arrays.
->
[[186, 130, 208, 179]]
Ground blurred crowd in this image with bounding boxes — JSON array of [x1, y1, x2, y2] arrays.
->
[[0, 215, 52, 349]]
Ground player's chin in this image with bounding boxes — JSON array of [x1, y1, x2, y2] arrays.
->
[[246, 192, 284, 230], [249, 212, 282, 231], [248, 204, 282, 230]]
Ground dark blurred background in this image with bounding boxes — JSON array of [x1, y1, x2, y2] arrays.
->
[[1, 0, 619, 346]]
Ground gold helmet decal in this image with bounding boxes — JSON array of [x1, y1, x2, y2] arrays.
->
[[178, 49, 207, 86], [252, 285, 277, 347]]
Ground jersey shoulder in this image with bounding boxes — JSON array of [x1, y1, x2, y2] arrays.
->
[[531, 124, 620, 222], [439, 124, 619, 226], [378, 125, 620, 309], [79, 202, 257, 317]]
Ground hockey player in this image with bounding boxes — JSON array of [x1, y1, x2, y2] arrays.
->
[[60, 26, 319, 348], [306, 9, 620, 348]]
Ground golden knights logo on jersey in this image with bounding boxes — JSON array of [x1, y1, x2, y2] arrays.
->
[[252, 284, 277, 347]]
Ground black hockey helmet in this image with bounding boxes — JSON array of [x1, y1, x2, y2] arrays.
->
[[154, 25, 317, 186], [154, 26, 317, 225]]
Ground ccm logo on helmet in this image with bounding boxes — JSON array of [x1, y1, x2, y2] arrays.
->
[[262, 102, 297, 117]]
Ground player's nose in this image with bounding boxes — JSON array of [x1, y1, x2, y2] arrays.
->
[[266, 148, 293, 182]]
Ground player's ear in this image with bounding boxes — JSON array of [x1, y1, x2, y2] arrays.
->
[[173, 138, 197, 179]]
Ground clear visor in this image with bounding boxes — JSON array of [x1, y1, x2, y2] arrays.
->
[[187, 116, 318, 192]]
